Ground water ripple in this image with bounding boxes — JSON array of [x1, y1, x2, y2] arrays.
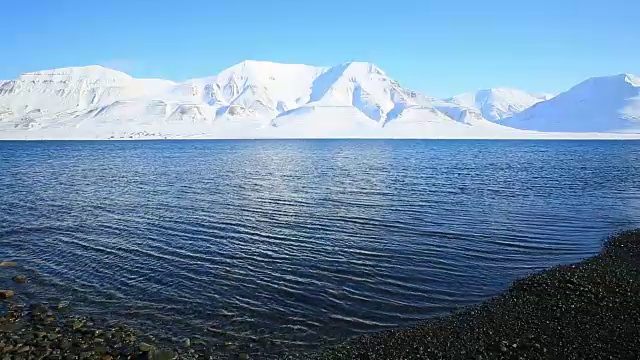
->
[[1, 139, 640, 357]]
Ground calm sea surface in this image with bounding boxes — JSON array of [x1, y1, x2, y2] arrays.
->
[[1, 140, 640, 357]]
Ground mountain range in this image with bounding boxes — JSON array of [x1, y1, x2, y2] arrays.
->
[[1, 61, 638, 139]]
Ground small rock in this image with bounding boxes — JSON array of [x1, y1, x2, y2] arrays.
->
[[71, 319, 84, 330], [183, 338, 191, 347], [117, 345, 131, 356], [139, 343, 153, 352], [102, 355, 112, 360], [30, 304, 48, 315], [55, 301, 70, 310], [12, 275, 26, 284], [0, 262, 16, 267], [16, 346, 31, 353], [0, 290, 14, 299], [238, 353, 249, 360], [0, 323, 22, 333], [153, 349, 176, 360]]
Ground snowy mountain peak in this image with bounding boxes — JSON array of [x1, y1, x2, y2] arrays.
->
[[341, 62, 386, 76], [622, 73, 640, 86], [223, 60, 325, 74], [2, 60, 639, 139], [560, 73, 640, 100], [446, 88, 548, 121], [501, 72, 640, 132], [17, 65, 133, 83], [0, 65, 174, 120]]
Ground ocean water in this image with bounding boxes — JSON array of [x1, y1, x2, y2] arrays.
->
[[1, 139, 640, 357]]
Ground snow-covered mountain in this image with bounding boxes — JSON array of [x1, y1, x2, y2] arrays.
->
[[0, 61, 638, 139], [445, 88, 550, 122], [0, 66, 174, 118], [501, 74, 640, 132], [0, 61, 520, 139]]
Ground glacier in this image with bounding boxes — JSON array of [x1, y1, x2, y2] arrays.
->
[[0, 61, 638, 140]]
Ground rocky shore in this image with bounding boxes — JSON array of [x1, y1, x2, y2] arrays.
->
[[0, 266, 224, 360], [313, 230, 640, 359], [3, 230, 640, 360]]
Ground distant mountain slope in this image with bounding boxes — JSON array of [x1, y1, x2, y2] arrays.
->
[[0, 65, 173, 116], [0, 61, 495, 137], [501, 74, 640, 132], [0, 62, 638, 139], [446, 88, 550, 121]]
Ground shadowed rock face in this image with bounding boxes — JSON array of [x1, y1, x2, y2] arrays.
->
[[313, 230, 640, 360]]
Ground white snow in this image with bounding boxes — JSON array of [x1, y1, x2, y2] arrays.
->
[[0, 61, 639, 140], [501, 74, 640, 132], [445, 88, 549, 122]]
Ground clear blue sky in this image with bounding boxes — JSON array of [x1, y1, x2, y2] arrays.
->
[[2, 0, 638, 97]]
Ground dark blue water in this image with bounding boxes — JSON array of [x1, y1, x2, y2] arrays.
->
[[1, 140, 640, 357]]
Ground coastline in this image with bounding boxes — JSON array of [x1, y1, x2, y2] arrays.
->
[[2, 230, 639, 360], [312, 230, 640, 359]]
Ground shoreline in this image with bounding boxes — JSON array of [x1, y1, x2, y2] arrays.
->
[[312, 230, 640, 359], [3, 134, 640, 141], [3, 230, 640, 360]]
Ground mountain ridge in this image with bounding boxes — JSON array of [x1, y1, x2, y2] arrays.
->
[[501, 73, 640, 132], [0, 62, 638, 139]]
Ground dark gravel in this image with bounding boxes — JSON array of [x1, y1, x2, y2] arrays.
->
[[312, 230, 640, 360]]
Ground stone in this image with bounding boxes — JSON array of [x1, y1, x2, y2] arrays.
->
[[0, 323, 22, 333], [0, 262, 16, 267], [153, 349, 176, 360], [55, 301, 70, 310], [117, 345, 132, 356], [183, 338, 190, 347], [12, 275, 26, 284], [238, 353, 249, 360], [139, 343, 153, 352], [0, 290, 14, 299], [30, 304, 49, 315], [71, 320, 84, 330]]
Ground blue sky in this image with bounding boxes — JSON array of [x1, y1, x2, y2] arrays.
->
[[2, 0, 638, 97]]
